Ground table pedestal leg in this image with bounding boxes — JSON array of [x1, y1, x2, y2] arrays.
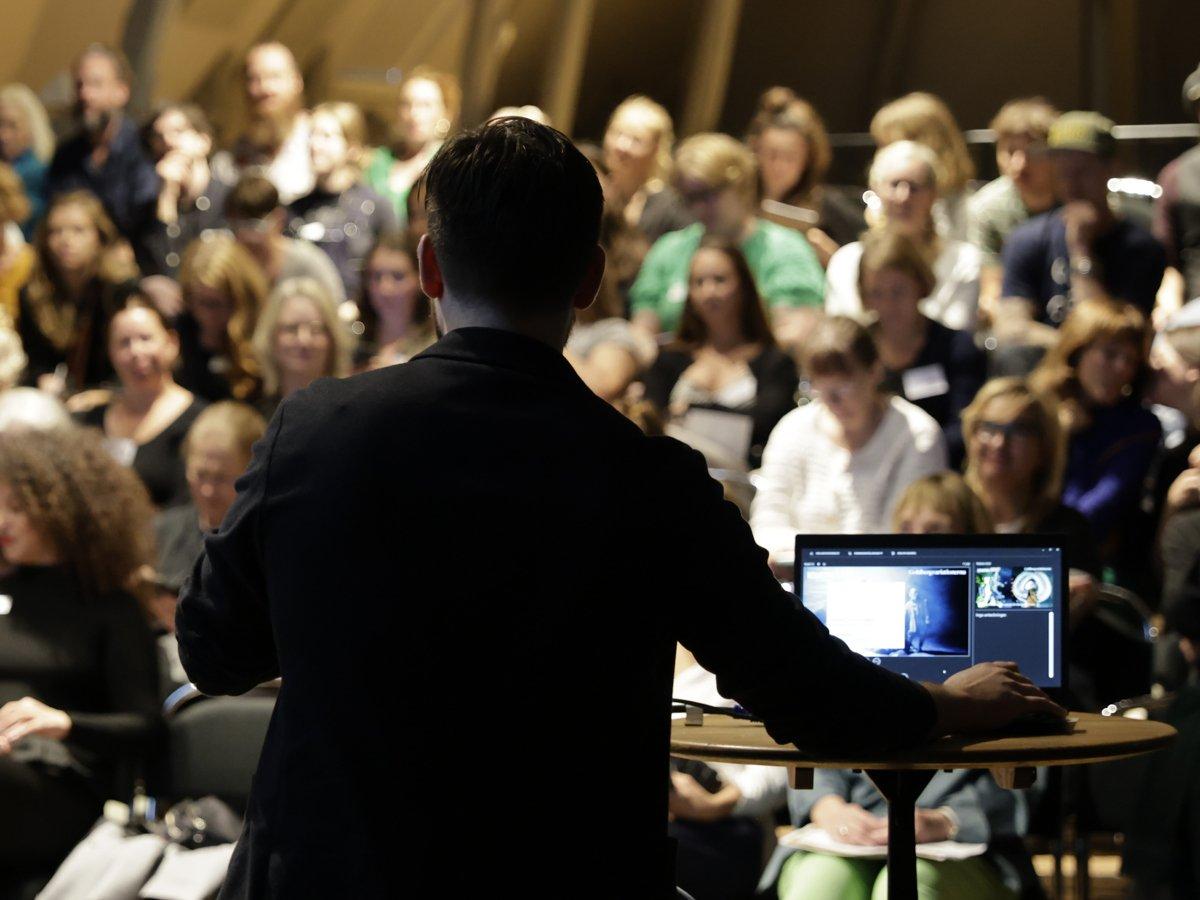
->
[[866, 769, 935, 900]]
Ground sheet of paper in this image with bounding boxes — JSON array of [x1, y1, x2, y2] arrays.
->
[[778, 824, 987, 861]]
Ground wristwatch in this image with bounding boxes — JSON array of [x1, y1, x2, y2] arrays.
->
[[1070, 256, 1095, 278]]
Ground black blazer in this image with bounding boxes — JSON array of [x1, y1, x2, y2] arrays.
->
[[176, 327, 936, 899]]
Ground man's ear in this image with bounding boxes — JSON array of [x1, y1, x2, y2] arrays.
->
[[418, 234, 444, 300], [571, 244, 606, 311]]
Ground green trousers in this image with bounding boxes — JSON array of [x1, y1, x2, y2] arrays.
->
[[776, 850, 1017, 900]]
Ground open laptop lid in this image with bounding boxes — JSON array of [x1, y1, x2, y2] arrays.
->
[[794, 533, 1067, 690]]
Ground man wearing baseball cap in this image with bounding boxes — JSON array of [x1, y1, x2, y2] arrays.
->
[[1152, 63, 1200, 325], [997, 110, 1166, 347]]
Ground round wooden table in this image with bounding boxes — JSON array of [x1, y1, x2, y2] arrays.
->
[[671, 712, 1175, 900]]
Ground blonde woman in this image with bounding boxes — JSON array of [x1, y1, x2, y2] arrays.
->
[[365, 67, 460, 227], [176, 234, 268, 402], [252, 276, 354, 418], [629, 133, 824, 337], [602, 95, 693, 242], [0, 83, 54, 238], [287, 101, 397, 300], [825, 141, 982, 331], [0, 162, 34, 323], [871, 91, 976, 240]]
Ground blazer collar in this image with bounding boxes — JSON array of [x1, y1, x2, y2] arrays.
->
[[415, 327, 583, 384]]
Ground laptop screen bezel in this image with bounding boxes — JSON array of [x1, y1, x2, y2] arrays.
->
[[793, 532, 1070, 694]]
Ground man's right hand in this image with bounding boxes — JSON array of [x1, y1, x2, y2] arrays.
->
[[923, 661, 1066, 736]]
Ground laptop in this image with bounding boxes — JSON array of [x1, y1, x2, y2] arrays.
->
[[794, 534, 1067, 692]]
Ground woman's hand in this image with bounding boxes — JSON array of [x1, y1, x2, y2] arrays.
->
[[667, 771, 740, 823], [1166, 467, 1200, 514], [914, 808, 955, 843], [0, 697, 72, 753], [810, 795, 888, 846]]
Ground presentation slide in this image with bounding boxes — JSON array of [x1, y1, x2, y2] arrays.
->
[[805, 565, 971, 657]]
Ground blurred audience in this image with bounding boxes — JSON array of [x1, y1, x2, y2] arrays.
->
[[826, 141, 982, 331], [858, 227, 986, 465], [73, 294, 206, 508], [137, 102, 235, 281], [630, 133, 824, 338], [47, 44, 156, 241], [251, 275, 353, 418], [870, 91, 976, 241], [641, 236, 797, 468], [0, 84, 53, 239], [968, 98, 1060, 324], [365, 67, 459, 227], [0, 427, 160, 877], [998, 112, 1166, 350], [748, 86, 865, 264], [287, 101, 397, 302], [354, 231, 436, 370], [175, 234, 267, 402], [234, 42, 313, 204], [751, 316, 946, 571], [17, 191, 138, 393], [226, 172, 345, 303], [0, 163, 34, 323]]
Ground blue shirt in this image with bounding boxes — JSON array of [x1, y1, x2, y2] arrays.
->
[[47, 115, 159, 240], [1001, 209, 1166, 324], [10, 148, 47, 240]]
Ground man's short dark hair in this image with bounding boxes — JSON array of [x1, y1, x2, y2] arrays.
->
[[424, 117, 603, 312], [226, 173, 280, 219]]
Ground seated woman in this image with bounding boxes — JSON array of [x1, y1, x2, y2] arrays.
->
[[825, 141, 981, 331], [629, 133, 824, 340], [154, 401, 266, 624], [0, 427, 160, 878], [641, 236, 798, 468], [858, 227, 986, 466], [0, 162, 35, 326], [1029, 299, 1161, 570], [73, 295, 206, 508], [750, 316, 946, 571], [175, 234, 267, 402], [601, 95, 694, 246], [353, 231, 436, 370], [746, 86, 865, 265], [17, 191, 138, 393], [893, 471, 992, 534], [252, 276, 354, 420], [287, 101, 397, 301]]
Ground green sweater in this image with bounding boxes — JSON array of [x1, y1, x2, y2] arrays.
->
[[629, 220, 824, 332]]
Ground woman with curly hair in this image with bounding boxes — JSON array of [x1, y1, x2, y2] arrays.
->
[[0, 426, 160, 877], [16, 190, 138, 394]]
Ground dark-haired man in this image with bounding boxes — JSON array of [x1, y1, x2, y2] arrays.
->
[[224, 172, 344, 304], [178, 118, 1063, 899], [47, 44, 158, 240]]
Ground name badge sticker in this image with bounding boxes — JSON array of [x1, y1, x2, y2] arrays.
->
[[902, 364, 950, 401]]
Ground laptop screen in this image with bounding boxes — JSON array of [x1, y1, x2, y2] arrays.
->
[[794, 534, 1065, 688]]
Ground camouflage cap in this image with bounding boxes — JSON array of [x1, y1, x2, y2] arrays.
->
[[1047, 111, 1117, 159]]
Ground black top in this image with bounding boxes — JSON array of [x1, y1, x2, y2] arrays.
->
[[879, 317, 987, 468], [1001, 209, 1167, 323], [155, 502, 205, 594], [286, 183, 398, 300], [0, 565, 160, 793], [175, 313, 235, 402], [47, 116, 159, 241], [176, 327, 937, 899], [642, 345, 798, 468], [17, 278, 139, 391], [638, 185, 696, 244], [134, 170, 234, 278], [77, 397, 207, 508]]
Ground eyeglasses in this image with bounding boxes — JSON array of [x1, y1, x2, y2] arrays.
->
[[277, 321, 329, 339], [975, 420, 1039, 442]]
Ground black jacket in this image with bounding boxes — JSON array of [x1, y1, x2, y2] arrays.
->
[[176, 327, 936, 899]]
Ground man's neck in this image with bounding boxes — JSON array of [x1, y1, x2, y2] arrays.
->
[[437, 296, 574, 351], [317, 168, 357, 194]]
